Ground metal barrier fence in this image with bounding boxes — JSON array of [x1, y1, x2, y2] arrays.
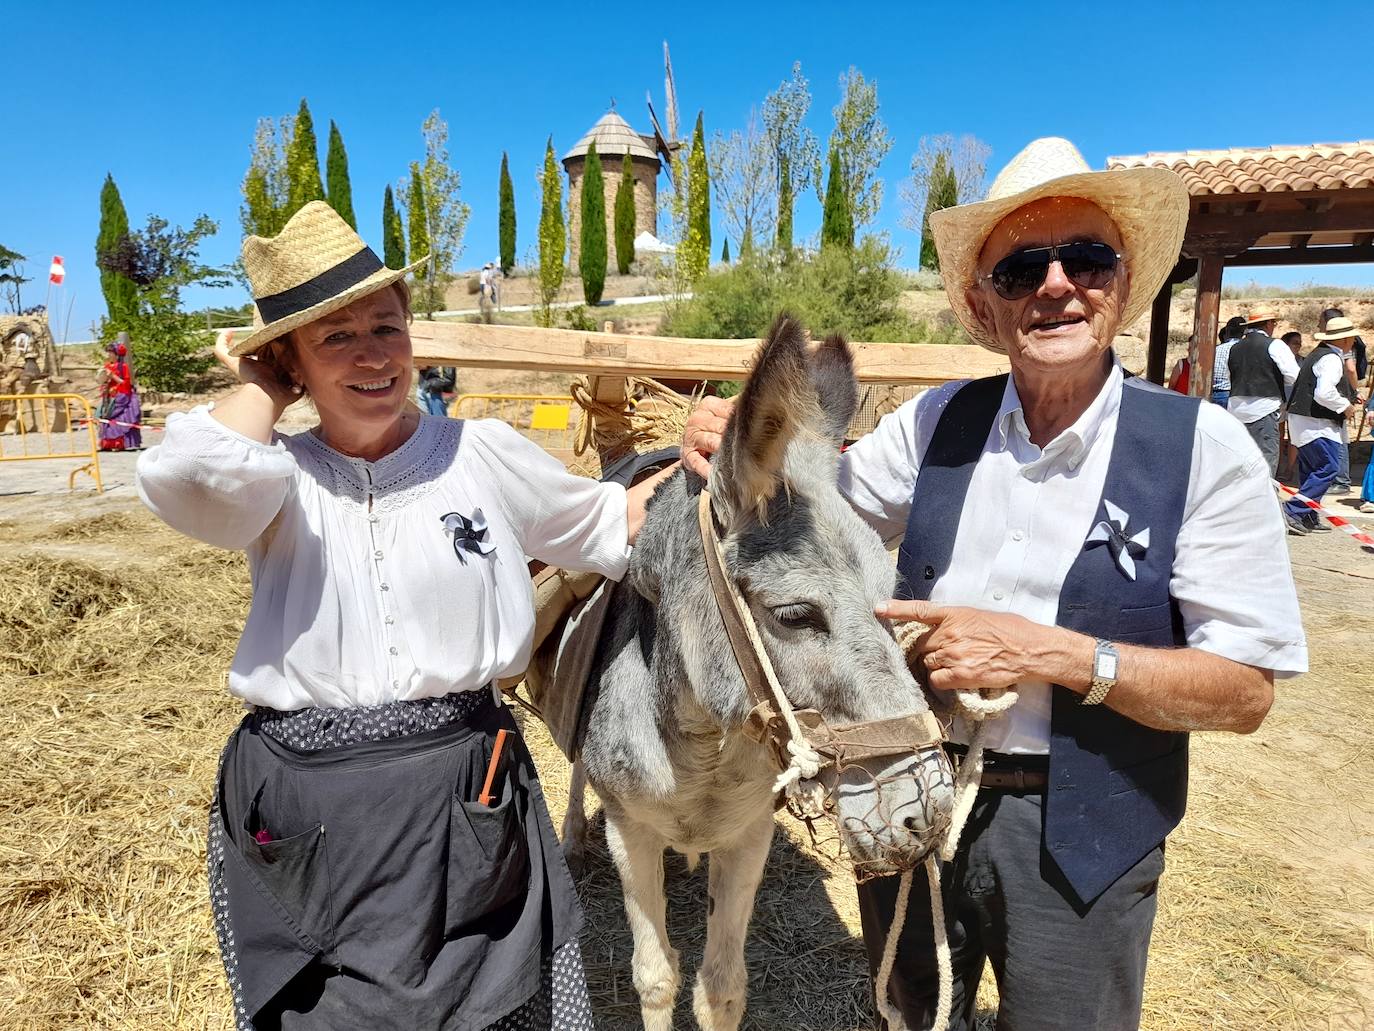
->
[[0, 392, 104, 491], [449, 394, 578, 451]]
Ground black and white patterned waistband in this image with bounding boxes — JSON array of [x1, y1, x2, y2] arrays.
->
[[252, 690, 492, 753]]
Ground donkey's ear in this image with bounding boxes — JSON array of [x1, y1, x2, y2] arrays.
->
[[810, 333, 857, 445], [711, 313, 814, 524]]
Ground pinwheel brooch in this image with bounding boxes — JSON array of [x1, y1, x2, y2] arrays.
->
[[440, 509, 497, 563], [1085, 499, 1149, 581]]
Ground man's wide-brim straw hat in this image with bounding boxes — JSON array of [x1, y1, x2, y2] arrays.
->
[[929, 137, 1189, 353], [230, 201, 427, 357], [1246, 303, 1282, 325], [1316, 315, 1360, 341]]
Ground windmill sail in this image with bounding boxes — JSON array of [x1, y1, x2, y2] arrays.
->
[[663, 41, 679, 142]]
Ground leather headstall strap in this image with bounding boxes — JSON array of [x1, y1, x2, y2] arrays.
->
[[696, 489, 944, 777]]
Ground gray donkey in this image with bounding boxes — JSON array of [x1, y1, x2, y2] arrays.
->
[[567, 317, 954, 1031]]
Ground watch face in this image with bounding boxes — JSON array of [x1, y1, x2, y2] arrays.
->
[[1097, 652, 1118, 680]]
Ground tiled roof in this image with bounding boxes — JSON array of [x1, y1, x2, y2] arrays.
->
[[1107, 142, 1374, 197], [562, 111, 659, 164]]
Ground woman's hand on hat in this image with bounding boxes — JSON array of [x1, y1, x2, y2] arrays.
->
[[214, 334, 302, 411], [683, 395, 734, 478]]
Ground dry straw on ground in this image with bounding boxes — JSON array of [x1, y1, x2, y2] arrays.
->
[[1, 504, 1370, 1030]]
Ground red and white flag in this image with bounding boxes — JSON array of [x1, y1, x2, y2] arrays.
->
[[49, 256, 65, 285]]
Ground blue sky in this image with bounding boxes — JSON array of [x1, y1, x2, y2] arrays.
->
[[5, 0, 1373, 339]]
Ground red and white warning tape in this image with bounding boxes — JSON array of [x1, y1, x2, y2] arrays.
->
[[78, 417, 158, 432], [1275, 481, 1374, 550]]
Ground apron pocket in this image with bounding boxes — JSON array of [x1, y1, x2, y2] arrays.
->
[[446, 771, 530, 935], [238, 795, 334, 953]]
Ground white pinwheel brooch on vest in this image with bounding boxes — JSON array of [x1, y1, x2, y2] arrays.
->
[[1085, 499, 1149, 580]]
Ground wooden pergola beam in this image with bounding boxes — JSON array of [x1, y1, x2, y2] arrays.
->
[[410, 321, 1011, 385], [1189, 205, 1374, 239], [1224, 244, 1374, 267]]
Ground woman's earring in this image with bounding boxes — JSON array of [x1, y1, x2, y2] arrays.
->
[[291, 382, 304, 395]]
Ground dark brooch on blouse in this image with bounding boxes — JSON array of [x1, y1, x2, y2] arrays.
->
[[1084, 499, 1150, 581], [440, 509, 497, 563]]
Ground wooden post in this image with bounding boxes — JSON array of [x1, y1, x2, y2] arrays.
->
[[1146, 283, 1171, 385], [1189, 254, 1224, 398]]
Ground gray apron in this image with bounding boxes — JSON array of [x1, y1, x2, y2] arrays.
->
[[214, 695, 581, 1029]]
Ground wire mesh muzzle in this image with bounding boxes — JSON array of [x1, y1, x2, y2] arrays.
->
[[752, 708, 955, 881]]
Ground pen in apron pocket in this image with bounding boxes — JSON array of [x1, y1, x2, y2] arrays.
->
[[477, 729, 510, 807]]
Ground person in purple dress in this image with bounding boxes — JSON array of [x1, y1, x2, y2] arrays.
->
[[98, 336, 142, 450]]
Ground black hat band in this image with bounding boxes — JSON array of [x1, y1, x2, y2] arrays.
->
[[255, 247, 386, 324]]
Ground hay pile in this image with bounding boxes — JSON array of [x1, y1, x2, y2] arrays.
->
[[1, 503, 1370, 1030]]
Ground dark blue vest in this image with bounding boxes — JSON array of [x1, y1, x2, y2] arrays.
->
[[895, 374, 1198, 906]]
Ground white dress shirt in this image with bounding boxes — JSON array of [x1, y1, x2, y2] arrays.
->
[[1287, 351, 1353, 448], [137, 410, 630, 711], [838, 362, 1308, 754], [1229, 336, 1301, 422]]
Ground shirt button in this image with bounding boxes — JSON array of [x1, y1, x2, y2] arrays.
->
[[392, 679, 399, 688], [993, 589, 1005, 601], [368, 514, 379, 524], [389, 646, 398, 656], [374, 550, 384, 559], [385, 616, 395, 625], [1012, 530, 1024, 541], [380, 583, 390, 592]]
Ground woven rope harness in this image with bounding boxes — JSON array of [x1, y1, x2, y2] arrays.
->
[[698, 488, 1019, 1031]]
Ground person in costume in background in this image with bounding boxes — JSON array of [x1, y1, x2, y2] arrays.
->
[[1284, 316, 1364, 533], [98, 334, 142, 451], [1211, 315, 1247, 407], [137, 202, 674, 1031]]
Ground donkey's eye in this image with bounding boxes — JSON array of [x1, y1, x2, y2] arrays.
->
[[771, 603, 828, 634]]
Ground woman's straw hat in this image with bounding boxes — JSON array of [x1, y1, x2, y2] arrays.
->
[[928, 137, 1189, 353], [1315, 315, 1360, 341], [230, 201, 427, 357], [1246, 303, 1282, 325]]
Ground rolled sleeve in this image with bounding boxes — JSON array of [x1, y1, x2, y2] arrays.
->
[[135, 406, 298, 550], [1173, 405, 1308, 676]]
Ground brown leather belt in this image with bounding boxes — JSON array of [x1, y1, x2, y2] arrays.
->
[[945, 745, 1048, 792]]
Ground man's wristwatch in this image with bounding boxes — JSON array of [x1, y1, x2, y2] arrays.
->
[[1084, 639, 1118, 705]]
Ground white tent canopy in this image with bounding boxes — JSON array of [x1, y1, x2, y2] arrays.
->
[[633, 231, 674, 255]]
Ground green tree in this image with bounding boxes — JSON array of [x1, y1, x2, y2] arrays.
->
[[285, 98, 325, 220], [397, 110, 471, 315], [776, 152, 794, 253], [579, 143, 607, 305], [679, 112, 712, 282], [0, 245, 30, 311], [406, 164, 432, 312], [498, 152, 516, 273], [95, 214, 232, 390], [721, 238, 731, 263], [537, 138, 565, 324], [919, 152, 959, 270], [614, 153, 636, 275], [240, 115, 292, 238], [97, 174, 137, 328], [325, 120, 356, 229], [382, 185, 406, 269], [821, 147, 853, 252], [824, 67, 892, 230]]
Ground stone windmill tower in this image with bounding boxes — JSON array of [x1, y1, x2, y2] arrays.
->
[[562, 109, 661, 271]]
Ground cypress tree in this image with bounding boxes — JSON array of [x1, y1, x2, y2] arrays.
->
[[285, 98, 325, 219], [820, 147, 853, 252], [579, 142, 607, 304], [538, 138, 565, 312], [325, 120, 356, 229], [920, 153, 959, 271], [776, 152, 794, 254], [680, 112, 712, 282], [96, 173, 137, 328], [614, 153, 636, 275], [721, 238, 730, 263], [382, 185, 406, 269], [498, 152, 516, 274], [407, 164, 431, 308]]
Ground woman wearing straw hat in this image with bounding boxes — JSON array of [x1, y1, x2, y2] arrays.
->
[[684, 137, 1306, 1029], [137, 201, 674, 1030]]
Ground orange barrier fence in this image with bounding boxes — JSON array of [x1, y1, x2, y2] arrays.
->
[[0, 393, 104, 492]]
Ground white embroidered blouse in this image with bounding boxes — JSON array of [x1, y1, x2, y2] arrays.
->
[[136, 409, 631, 711]]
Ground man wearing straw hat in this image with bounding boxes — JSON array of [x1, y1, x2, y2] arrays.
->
[[1283, 315, 1365, 532], [1226, 303, 1300, 476], [684, 136, 1307, 1029]]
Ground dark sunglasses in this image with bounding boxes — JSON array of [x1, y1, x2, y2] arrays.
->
[[979, 241, 1122, 301]]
